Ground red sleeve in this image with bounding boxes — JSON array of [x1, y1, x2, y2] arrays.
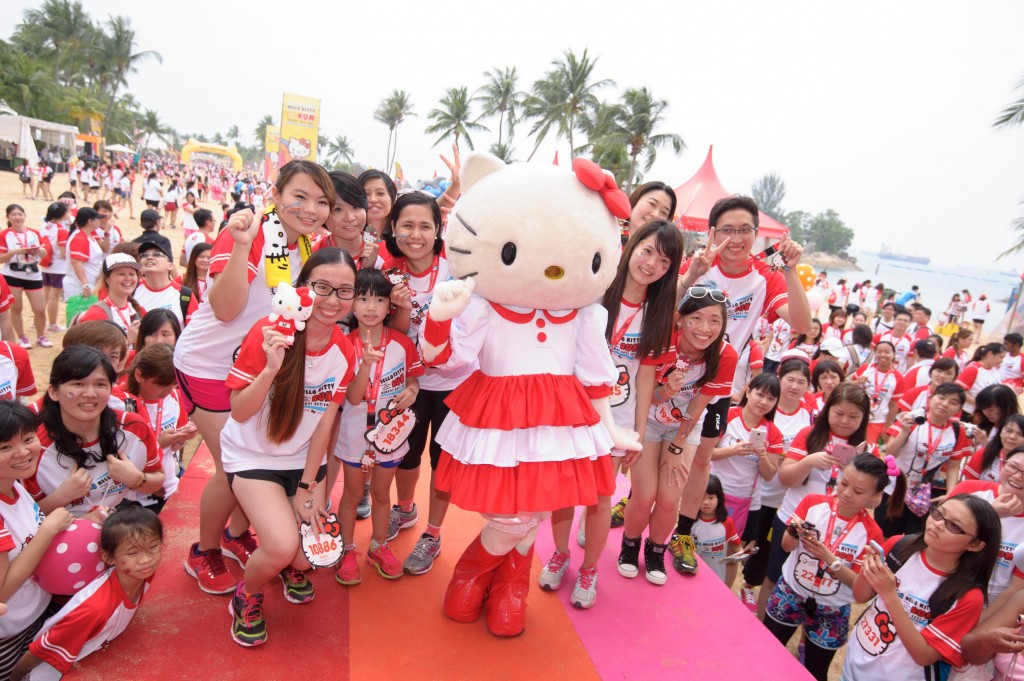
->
[[942, 347, 955, 360], [762, 268, 788, 322], [208, 227, 260, 283], [957, 364, 979, 390], [29, 597, 110, 672], [77, 306, 110, 323], [898, 385, 924, 412], [766, 422, 784, 456], [951, 427, 973, 460], [948, 479, 997, 498], [11, 344, 35, 396], [396, 332, 425, 378], [851, 521, 886, 572], [121, 412, 163, 473], [225, 319, 271, 389], [872, 333, 882, 347], [922, 588, 984, 668], [883, 534, 905, 554], [723, 517, 741, 545], [68, 231, 91, 262], [57, 226, 69, 248], [185, 289, 199, 325], [785, 427, 813, 461], [643, 330, 677, 366], [0, 230, 10, 255], [700, 343, 738, 397], [852, 364, 867, 380], [891, 372, 905, 400], [0, 515, 15, 552], [789, 493, 821, 523], [960, 448, 985, 481], [748, 341, 764, 368], [331, 334, 357, 404]]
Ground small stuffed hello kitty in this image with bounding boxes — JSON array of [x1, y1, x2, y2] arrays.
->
[[420, 153, 641, 637], [267, 283, 315, 344]]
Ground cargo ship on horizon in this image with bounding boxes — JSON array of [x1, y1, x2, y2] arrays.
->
[[875, 244, 931, 266]]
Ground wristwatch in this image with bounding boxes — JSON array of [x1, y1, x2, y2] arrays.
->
[[297, 479, 317, 493], [828, 557, 844, 573]]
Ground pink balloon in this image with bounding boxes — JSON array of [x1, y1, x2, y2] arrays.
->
[[34, 519, 106, 595], [805, 289, 826, 315]]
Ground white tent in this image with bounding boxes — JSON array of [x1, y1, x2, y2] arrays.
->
[[0, 115, 79, 167], [105, 143, 135, 154]]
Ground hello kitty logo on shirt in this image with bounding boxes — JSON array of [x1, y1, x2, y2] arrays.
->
[[378, 364, 407, 400], [303, 378, 337, 414]]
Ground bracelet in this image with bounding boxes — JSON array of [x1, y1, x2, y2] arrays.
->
[[129, 471, 146, 490], [667, 443, 683, 456]]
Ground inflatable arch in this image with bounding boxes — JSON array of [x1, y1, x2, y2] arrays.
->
[[179, 139, 243, 170]]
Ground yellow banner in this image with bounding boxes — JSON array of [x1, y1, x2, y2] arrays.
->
[[279, 93, 320, 167], [265, 124, 280, 153]]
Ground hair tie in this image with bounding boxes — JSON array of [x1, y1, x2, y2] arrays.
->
[[884, 455, 899, 478]]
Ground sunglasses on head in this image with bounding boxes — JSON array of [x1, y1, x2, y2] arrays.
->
[[681, 286, 728, 306]]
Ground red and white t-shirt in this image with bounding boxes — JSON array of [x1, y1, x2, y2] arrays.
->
[[873, 331, 914, 373], [780, 494, 882, 609], [902, 360, 934, 389], [943, 346, 971, 373], [0, 340, 35, 401], [65, 230, 104, 299], [0, 227, 44, 282], [220, 318, 356, 473], [97, 224, 123, 251], [822, 323, 844, 341], [897, 384, 934, 415], [38, 220, 69, 274], [828, 284, 849, 307], [970, 299, 991, 320], [884, 419, 971, 486], [648, 339, 738, 426], [26, 411, 162, 515], [761, 403, 813, 509], [731, 339, 765, 395], [844, 540, 983, 678], [78, 298, 144, 336], [683, 257, 788, 353], [0, 482, 49, 638], [1000, 353, 1024, 389], [182, 230, 214, 264], [952, 480, 1024, 600], [957, 362, 1001, 414], [131, 389, 188, 505], [765, 318, 792, 362], [607, 299, 667, 437], [335, 330, 424, 464], [711, 407, 783, 509], [961, 447, 1004, 483], [692, 515, 740, 582], [853, 363, 905, 424], [28, 569, 151, 677], [133, 279, 198, 325], [174, 223, 309, 381]]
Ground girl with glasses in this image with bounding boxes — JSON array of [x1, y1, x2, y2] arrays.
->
[[844, 495, 999, 680]]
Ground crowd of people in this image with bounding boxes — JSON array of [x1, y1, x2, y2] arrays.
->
[[0, 151, 1023, 681]]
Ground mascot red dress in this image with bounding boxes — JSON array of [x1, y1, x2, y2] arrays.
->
[[420, 154, 641, 637]]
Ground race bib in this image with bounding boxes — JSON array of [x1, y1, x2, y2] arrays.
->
[[793, 552, 841, 596], [854, 602, 896, 656], [365, 399, 417, 454], [299, 512, 343, 568]]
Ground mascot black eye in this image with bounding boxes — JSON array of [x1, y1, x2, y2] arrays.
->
[[501, 242, 517, 266], [592, 252, 602, 274]]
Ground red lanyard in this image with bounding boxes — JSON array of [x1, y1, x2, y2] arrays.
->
[[141, 397, 164, 434], [872, 367, 892, 397], [917, 421, 947, 473], [11, 230, 29, 251], [104, 297, 133, 331], [609, 301, 642, 351], [821, 496, 866, 554], [354, 329, 389, 410], [400, 256, 439, 293]]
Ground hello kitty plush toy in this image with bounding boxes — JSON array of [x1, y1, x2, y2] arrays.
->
[[421, 154, 641, 637], [267, 283, 315, 344]]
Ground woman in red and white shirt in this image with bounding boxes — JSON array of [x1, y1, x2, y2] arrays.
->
[[852, 340, 904, 443], [957, 342, 1006, 415], [77, 254, 145, 348], [961, 414, 1024, 483], [64, 208, 105, 302], [38, 201, 69, 334], [943, 328, 973, 372], [1, 205, 48, 349], [221, 248, 356, 647]]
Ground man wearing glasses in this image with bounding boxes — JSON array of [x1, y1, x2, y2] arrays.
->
[[668, 196, 812, 575]]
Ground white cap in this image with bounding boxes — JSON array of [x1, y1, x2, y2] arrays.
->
[[819, 337, 844, 356], [104, 253, 140, 272], [779, 348, 811, 365]]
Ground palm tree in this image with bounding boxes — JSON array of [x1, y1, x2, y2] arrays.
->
[[14, 0, 96, 87], [996, 77, 1024, 128], [522, 72, 568, 161], [226, 125, 240, 146], [326, 135, 355, 168], [254, 115, 275, 147], [489, 142, 514, 163], [61, 89, 105, 133], [374, 89, 415, 173], [426, 86, 489, 150], [138, 109, 170, 152], [578, 102, 633, 186], [475, 67, 523, 148], [94, 15, 161, 141], [592, 87, 684, 190], [0, 50, 60, 119]]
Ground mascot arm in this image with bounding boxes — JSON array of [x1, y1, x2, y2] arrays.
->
[[420, 282, 487, 368]]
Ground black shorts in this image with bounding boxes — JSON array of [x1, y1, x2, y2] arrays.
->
[[701, 398, 730, 439], [145, 199, 159, 207], [765, 514, 791, 584], [70, 180, 77, 186], [399, 388, 452, 471], [227, 464, 327, 498], [4, 275, 42, 291]]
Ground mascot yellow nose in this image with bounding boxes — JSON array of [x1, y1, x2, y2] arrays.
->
[[545, 266, 564, 280]]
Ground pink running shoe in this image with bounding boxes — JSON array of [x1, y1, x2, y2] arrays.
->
[[367, 542, 403, 580]]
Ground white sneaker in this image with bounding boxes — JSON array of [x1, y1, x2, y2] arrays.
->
[[538, 550, 570, 591], [570, 567, 598, 609], [576, 520, 586, 548], [740, 586, 758, 613]]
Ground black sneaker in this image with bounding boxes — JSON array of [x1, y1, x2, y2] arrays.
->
[[229, 583, 267, 647], [356, 483, 371, 520], [617, 535, 641, 578], [644, 539, 668, 585]]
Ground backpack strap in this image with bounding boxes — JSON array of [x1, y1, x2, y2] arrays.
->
[[179, 284, 193, 323]]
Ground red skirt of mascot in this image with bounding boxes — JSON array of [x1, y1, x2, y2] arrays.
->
[[421, 154, 640, 637]]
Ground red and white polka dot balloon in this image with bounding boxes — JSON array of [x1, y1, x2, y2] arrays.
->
[[34, 519, 107, 595]]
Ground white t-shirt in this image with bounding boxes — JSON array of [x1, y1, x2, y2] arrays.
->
[[693, 515, 740, 581], [0, 482, 50, 638], [853, 364, 905, 424], [142, 179, 162, 202], [0, 228, 44, 282], [647, 340, 738, 426], [182, 231, 214, 265], [711, 407, 784, 510], [133, 279, 190, 325], [220, 318, 355, 473], [38, 221, 69, 275], [952, 480, 1024, 601], [761, 404, 813, 509], [778, 428, 870, 522], [765, 319, 792, 362], [1000, 353, 1024, 385], [131, 389, 189, 506], [0, 340, 36, 401], [875, 331, 914, 373]]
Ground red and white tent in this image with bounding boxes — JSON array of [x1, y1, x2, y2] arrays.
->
[[673, 146, 789, 240]]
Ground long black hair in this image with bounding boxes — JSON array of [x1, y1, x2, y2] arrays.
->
[[675, 288, 729, 389], [42, 346, 123, 470], [601, 220, 682, 361], [889, 494, 1000, 607], [805, 382, 870, 455], [980, 415, 1024, 475], [974, 384, 1021, 436]]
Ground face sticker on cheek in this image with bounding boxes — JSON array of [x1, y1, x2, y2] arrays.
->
[[66, 392, 75, 399], [282, 202, 304, 214]]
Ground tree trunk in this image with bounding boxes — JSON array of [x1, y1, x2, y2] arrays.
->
[[626, 153, 638, 192], [568, 120, 575, 160], [100, 81, 121, 143], [498, 108, 505, 147]]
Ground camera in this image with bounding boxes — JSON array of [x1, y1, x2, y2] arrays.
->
[[908, 408, 927, 425], [964, 423, 977, 439]]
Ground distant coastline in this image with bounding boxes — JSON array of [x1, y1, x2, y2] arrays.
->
[[802, 252, 861, 271]]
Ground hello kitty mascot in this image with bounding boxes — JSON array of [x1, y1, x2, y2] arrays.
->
[[421, 154, 641, 637]]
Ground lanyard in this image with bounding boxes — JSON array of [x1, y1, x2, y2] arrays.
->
[[916, 421, 947, 475], [140, 397, 164, 434], [872, 367, 892, 398], [824, 436, 845, 494], [104, 297, 134, 331], [821, 496, 866, 555], [354, 329, 389, 416], [609, 301, 642, 351], [400, 256, 440, 294], [11, 229, 29, 252]]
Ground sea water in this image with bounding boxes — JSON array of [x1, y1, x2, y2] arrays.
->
[[819, 251, 1021, 325]]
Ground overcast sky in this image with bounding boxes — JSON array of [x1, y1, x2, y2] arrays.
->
[[4, 1, 1024, 269]]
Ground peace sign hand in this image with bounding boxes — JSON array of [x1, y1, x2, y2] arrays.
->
[[688, 229, 732, 278], [361, 336, 385, 364], [440, 144, 461, 192]]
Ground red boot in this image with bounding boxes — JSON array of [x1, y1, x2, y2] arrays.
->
[[443, 534, 507, 623], [485, 545, 534, 637]]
